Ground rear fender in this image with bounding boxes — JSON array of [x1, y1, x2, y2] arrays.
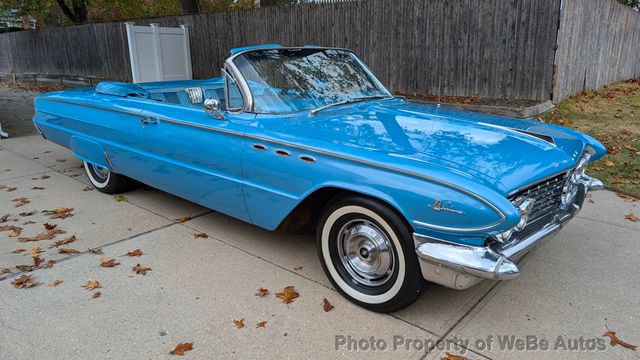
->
[[69, 136, 113, 170]]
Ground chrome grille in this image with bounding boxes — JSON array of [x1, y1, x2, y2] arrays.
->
[[508, 172, 568, 236]]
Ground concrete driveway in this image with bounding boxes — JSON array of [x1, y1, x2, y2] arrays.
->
[[0, 88, 639, 359]]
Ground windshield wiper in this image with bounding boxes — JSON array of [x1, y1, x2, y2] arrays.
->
[[309, 95, 393, 115]]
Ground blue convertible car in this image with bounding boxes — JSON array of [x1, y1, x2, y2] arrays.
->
[[33, 45, 605, 312]]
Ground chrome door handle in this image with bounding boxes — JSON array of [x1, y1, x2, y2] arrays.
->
[[140, 117, 158, 125]]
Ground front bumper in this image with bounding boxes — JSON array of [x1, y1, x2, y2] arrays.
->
[[414, 175, 603, 290]]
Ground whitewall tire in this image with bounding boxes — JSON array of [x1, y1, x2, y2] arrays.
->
[[317, 195, 423, 312], [83, 161, 138, 194]]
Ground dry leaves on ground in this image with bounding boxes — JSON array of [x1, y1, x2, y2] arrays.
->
[[624, 213, 639, 222], [99, 257, 120, 267], [11, 248, 26, 253], [49, 235, 76, 248], [12, 198, 30, 207], [603, 331, 637, 351], [0, 225, 22, 237], [31, 186, 45, 190], [42, 208, 74, 220], [43, 223, 57, 230], [30, 246, 44, 257], [88, 248, 104, 255], [0, 213, 10, 222], [58, 248, 79, 255], [82, 280, 102, 290], [256, 321, 267, 328], [233, 319, 245, 329], [18, 229, 65, 242], [604, 160, 615, 168], [616, 193, 638, 202], [322, 298, 334, 312], [33, 255, 44, 268], [48, 279, 63, 287], [132, 264, 152, 275], [176, 216, 192, 223], [276, 286, 300, 304], [83, 186, 94, 191], [193, 233, 208, 239], [114, 195, 127, 202], [294, 266, 303, 271], [0, 268, 11, 275], [15, 264, 33, 272], [11, 274, 39, 288], [169, 343, 193, 356], [125, 249, 143, 257], [255, 287, 269, 297], [19, 211, 36, 216], [441, 353, 468, 360], [22, 221, 36, 225], [45, 260, 56, 268], [92, 291, 102, 298]]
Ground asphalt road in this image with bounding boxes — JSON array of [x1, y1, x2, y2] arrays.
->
[[0, 88, 638, 359]]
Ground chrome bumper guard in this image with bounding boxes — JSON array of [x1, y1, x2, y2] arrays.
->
[[414, 175, 603, 290]]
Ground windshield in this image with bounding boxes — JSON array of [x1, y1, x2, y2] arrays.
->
[[232, 48, 391, 113]]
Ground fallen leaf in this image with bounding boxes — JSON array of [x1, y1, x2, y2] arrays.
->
[[18, 229, 66, 242], [81, 280, 101, 290], [43, 151, 52, 154], [30, 246, 44, 257], [604, 160, 615, 168], [616, 193, 638, 202], [11, 248, 26, 253], [176, 216, 192, 223], [255, 287, 269, 297], [169, 342, 193, 356], [114, 195, 127, 202], [82, 186, 94, 191], [15, 264, 34, 272], [48, 279, 63, 287], [58, 248, 79, 254], [276, 286, 300, 304], [0, 213, 10, 222], [6, 187, 17, 192], [56, 159, 66, 163], [31, 186, 45, 190], [294, 266, 304, 271], [0, 185, 5, 190], [233, 319, 245, 329], [625, 213, 639, 222], [33, 255, 44, 268], [22, 221, 36, 225], [603, 331, 637, 351], [100, 257, 120, 267], [49, 235, 76, 248], [0, 225, 23, 237], [193, 233, 208, 239], [42, 208, 74, 220], [322, 298, 334, 312], [256, 321, 267, 328], [132, 264, 152, 275], [43, 223, 57, 230], [11, 274, 39, 288], [11, 197, 30, 207], [88, 248, 104, 255], [92, 291, 102, 298], [45, 260, 56, 268], [441, 353, 468, 360], [125, 248, 143, 257], [19, 211, 36, 216]]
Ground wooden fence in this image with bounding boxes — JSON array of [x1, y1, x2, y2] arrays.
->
[[0, 0, 562, 101], [553, 0, 640, 101]]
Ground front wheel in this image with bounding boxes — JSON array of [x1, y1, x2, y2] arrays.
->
[[83, 161, 138, 194], [317, 195, 424, 312]]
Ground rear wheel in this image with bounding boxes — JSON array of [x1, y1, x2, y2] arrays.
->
[[317, 195, 423, 312], [83, 161, 138, 194]]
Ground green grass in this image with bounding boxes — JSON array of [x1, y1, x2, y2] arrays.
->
[[541, 80, 640, 198]]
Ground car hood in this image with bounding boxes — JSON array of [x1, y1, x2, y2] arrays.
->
[[256, 98, 604, 194]]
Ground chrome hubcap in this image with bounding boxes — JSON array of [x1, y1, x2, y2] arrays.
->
[[337, 219, 394, 287], [91, 164, 109, 181]]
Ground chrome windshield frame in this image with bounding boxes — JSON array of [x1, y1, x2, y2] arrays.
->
[[223, 46, 392, 115]]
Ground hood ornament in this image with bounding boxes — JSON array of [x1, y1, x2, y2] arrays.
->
[[429, 200, 465, 215]]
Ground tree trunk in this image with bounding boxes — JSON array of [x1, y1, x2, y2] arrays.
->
[[181, 0, 200, 14], [54, 0, 88, 24]]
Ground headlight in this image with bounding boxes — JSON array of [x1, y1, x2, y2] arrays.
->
[[494, 197, 535, 243]]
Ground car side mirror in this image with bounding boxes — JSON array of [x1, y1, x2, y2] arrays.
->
[[204, 98, 226, 120]]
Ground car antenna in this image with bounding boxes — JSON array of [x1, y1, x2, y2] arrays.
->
[[437, 73, 442, 108]]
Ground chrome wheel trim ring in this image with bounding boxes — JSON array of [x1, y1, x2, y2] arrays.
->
[[91, 164, 109, 182], [84, 161, 110, 189], [337, 219, 395, 287]]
